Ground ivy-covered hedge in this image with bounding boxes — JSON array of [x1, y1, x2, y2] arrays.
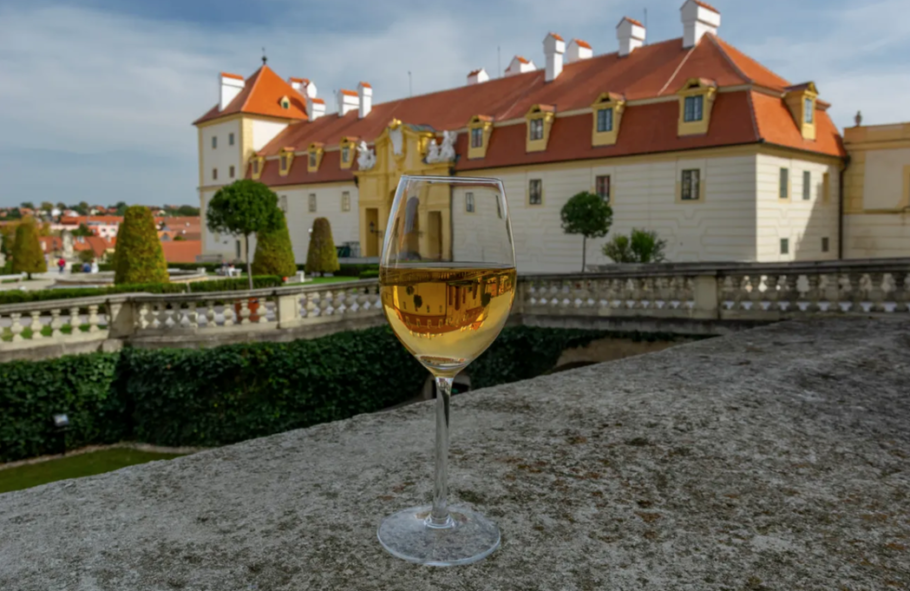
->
[[0, 326, 654, 462], [0, 353, 129, 462]]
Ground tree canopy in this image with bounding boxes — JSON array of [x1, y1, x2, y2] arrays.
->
[[560, 191, 613, 272], [305, 218, 340, 275], [602, 229, 668, 264], [252, 211, 297, 278], [11, 217, 47, 278], [112, 206, 169, 285]]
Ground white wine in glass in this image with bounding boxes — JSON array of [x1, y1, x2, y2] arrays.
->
[[377, 175, 516, 566]]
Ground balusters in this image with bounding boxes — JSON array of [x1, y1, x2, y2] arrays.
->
[[868, 272, 886, 313], [9, 313, 23, 342], [87, 305, 100, 333], [186, 302, 198, 328], [29, 311, 44, 340], [747, 275, 763, 311], [49, 308, 62, 338], [69, 306, 80, 334], [893, 272, 909, 314]]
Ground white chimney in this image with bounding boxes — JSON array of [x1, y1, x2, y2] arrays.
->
[[565, 39, 593, 64], [219, 72, 244, 110], [616, 17, 646, 57], [504, 55, 536, 77], [681, 0, 720, 48], [337, 89, 358, 116], [543, 32, 566, 82], [358, 81, 372, 118], [308, 97, 326, 120], [288, 77, 305, 94], [467, 68, 490, 85]]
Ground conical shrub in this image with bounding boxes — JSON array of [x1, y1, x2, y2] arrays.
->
[[252, 211, 297, 278], [11, 217, 47, 279], [304, 217, 339, 275], [113, 206, 169, 285]]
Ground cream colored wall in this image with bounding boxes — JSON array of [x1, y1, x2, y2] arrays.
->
[[200, 120, 242, 185], [276, 184, 360, 263], [863, 148, 910, 210], [199, 188, 243, 261], [845, 214, 910, 258], [755, 154, 839, 262], [251, 120, 289, 151], [481, 154, 759, 273]]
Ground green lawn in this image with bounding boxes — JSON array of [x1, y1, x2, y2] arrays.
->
[[0, 448, 185, 494]]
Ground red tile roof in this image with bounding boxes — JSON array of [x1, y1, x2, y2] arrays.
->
[[195, 65, 308, 125], [692, 0, 720, 14], [160, 240, 202, 263], [515, 56, 530, 64], [289, 77, 307, 83], [239, 34, 841, 186], [619, 17, 644, 27], [221, 72, 244, 80], [339, 89, 358, 96], [549, 33, 564, 41], [574, 39, 592, 49], [468, 69, 483, 76], [359, 81, 371, 88]]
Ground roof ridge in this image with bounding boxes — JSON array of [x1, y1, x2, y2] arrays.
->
[[657, 44, 696, 95], [745, 90, 762, 143], [238, 66, 267, 113], [706, 34, 752, 86]]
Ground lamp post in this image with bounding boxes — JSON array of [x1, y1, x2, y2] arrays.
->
[[53, 413, 70, 456]]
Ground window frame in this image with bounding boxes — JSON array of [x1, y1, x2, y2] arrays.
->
[[529, 118, 544, 141], [595, 174, 611, 203], [212, 168, 218, 181], [229, 165, 235, 179], [681, 169, 700, 201], [780, 238, 789, 255], [228, 133, 235, 146], [211, 136, 217, 149], [465, 192, 475, 213], [821, 236, 829, 253], [280, 154, 288, 173], [803, 170, 811, 200], [470, 127, 483, 148], [779, 168, 789, 200], [596, 108, 613, 133], [684, 95, 704, 122], [341, 146, 350, 163], [341, 191, 351, 212], [279, 195, 288, 213], [804, 97, 814, 124], [528, 179, 543, 205], [309, 153, 317, 167], [252, 159, 260, 175], [308, 193, 317, 213]]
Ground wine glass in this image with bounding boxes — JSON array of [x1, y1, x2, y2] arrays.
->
[[377, 175, 516, 566]]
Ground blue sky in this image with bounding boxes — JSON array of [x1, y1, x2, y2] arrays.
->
[[1, 0, 908, 208]]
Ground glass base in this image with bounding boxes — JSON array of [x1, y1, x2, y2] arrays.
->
[[377, 505, 500, 566]]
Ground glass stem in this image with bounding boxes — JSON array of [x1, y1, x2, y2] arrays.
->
[[430, 376, 453, 527]]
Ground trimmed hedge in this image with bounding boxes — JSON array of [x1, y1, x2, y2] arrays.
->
[[0, 326, 652, 462], [327, 263, 379, 277], [0, 276, 283, 306]]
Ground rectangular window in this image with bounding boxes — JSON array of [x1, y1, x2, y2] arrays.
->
[[684, 95, 703, 122], [681, 169, 700, 200], [465, 192, 475, 213], [309, 153, 317, 167], [280, 154, 288, 172], [596, 108, 613, 132], [529, 119, 544, 141], [528, 179, 542, 205], [279, 195, 288, 212], [341, 146, 350, 163], [228, 133, 235, 146], [308, 193, 317, 213], [341, 191, 351, 212], [471, 127, 483, 148], [780, 238, 789, 255], [804, 98, 814, 124], [212, 168, 217, 181], [212, 136, 217, 149], [252, 160, 259, 175], [821, 237, 829, 253], [779, 168, 789, 199], [229, 165, 235, 179], [822, 172, 830, 204], [802, 170, 811, 200], [235, 240, 241, 259], [595, 175, 611, 203]]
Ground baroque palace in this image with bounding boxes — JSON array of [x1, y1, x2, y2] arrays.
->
[[193, 0, 910, 272]]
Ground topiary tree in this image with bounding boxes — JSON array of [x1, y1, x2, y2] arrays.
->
[[560, 190, 613, 272], [252, 211, 297, 278], [112, 206, 169, 285], [206, 180, 283, 289], [603, 228, 668, 264], [10, 217, 47, 279], [305, 217, 340, 276]]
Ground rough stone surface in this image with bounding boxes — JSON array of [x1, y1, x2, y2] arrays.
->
[[1, 318, 908, 590]]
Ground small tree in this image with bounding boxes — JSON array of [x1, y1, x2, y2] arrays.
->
[[0, 223, 18, 273], [11, 217, 47, 279], [560, 191, 613, 272], [305, 217, 340, 276], [72, 224, 93, 237], [252, 211, 297, 278], [206, 179, 282, 289], [112, 206, 169, 284], [603, 228, 668, 264]]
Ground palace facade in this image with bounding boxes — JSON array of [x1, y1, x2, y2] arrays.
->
[[193, 1, 905, 272]]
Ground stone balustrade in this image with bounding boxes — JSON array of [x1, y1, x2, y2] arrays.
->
[[2, 259, 908, 361]]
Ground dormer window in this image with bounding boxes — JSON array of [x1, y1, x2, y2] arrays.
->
[[591, 92, 625, 147], [307, 143, 324, 172], [338, 137, 356, 170], [684, 95, 703, 122], [250, 156, 264, 180], [784, 81, 819, 141], [342, 146, 350, 162], [278, 148, 294, 177], [280, 154, 288, 171], [804, 97, 814, 124], [466, 115, 493, 159], [676, 78, 717, 136], [525, 105, 555, 152], [279, 96, 291, 110], [596, 108, 613, 132]]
